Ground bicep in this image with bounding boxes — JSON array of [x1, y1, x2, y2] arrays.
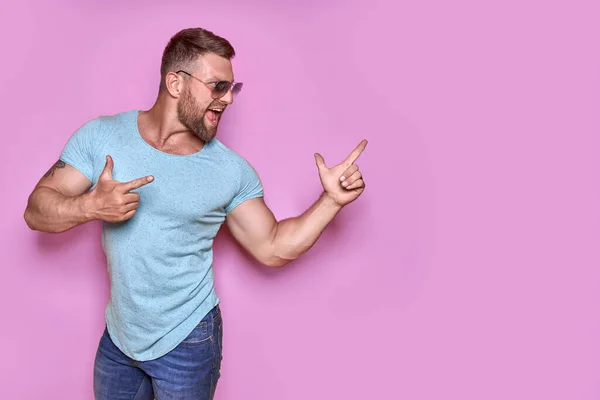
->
[[35, 159, 92, 197], [226, 197, 278, 262]]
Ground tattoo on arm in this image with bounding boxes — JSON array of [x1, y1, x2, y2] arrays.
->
[[44, 160, 66, 178]]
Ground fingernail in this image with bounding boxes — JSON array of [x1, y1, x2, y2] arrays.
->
[[148, 176, 154, 182], [342, 181, 348, 187], [340, 176, 345, 182]]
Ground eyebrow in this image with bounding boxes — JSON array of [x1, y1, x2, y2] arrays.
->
[[207, 75, 234, 83]]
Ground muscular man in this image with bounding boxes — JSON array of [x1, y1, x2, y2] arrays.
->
[[24, 27, 367, 400]]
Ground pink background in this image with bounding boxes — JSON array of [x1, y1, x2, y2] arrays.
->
[[1, 0, 599, 399]]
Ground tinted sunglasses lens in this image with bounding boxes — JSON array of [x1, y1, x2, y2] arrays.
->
[[213, 81, 232, 98], [232, 82, 243, 96]]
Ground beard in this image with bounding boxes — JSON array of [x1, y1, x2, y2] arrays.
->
[[177, 87, 220, 142]]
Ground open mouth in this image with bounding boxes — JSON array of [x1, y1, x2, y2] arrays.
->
[[206, 108, 224, 125]]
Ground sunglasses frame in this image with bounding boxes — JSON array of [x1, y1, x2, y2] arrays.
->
[[176, 70, 243, 99]]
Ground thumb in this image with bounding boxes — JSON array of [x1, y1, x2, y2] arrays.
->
[[314, 153, 327, 172], [100, 155, 113, 180]]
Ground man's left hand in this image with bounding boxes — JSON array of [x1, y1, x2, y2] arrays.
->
[[314, 140, 368, 207]]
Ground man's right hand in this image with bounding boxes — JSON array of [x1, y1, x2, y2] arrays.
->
[[87, 155, 154, 223]]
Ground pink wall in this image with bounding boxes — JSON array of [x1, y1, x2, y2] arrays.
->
[[1, 0, 599, 399]]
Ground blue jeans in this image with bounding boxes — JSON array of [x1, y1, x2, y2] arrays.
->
[[93, 305, 223, 400]]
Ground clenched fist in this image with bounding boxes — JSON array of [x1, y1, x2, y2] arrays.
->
[[87, 155, 154, 222]]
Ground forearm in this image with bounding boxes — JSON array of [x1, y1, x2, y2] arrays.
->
[[24, 187, 94, 233], [269, 192, 342, 266]]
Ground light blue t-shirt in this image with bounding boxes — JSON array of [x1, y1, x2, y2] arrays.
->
[[59, 110, 263, 361]]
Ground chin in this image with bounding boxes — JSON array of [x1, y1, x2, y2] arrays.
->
[[195, 128, 217, 142]]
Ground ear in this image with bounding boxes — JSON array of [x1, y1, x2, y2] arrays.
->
[[164, 71, 183, 98]]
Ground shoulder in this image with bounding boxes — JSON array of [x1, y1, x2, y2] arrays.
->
[[208, 139, 263, 186], [69, 110, 136, 146], [80, 110, 135, 134], [209, 139, 256, 168]]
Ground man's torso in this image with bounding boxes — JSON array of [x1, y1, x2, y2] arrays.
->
[[59, 109, 263, 360]]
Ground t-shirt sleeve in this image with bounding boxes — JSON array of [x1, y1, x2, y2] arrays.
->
[[59, 120, 100, 183], [225, 159, 264, 213]]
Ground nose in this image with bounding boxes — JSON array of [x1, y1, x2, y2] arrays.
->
[[219, 89, 234, 105]]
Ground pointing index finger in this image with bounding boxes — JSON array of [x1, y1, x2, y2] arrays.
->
[[343, 139, 368, 166], [123, 175, 154, 191]]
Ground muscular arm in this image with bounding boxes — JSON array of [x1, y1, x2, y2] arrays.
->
[[226, 193, 342, 268], [24, 156, 153, 233], [24, 160, 95, 233], [226, 140, 368, 268]]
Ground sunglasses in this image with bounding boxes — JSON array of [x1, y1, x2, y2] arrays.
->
[[176, 70, 243, 99]]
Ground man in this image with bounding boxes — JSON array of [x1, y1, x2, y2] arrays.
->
[[24, 27, 367, 400]]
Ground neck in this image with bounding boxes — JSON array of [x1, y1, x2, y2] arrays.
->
[[138, 94, 205, 151]]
